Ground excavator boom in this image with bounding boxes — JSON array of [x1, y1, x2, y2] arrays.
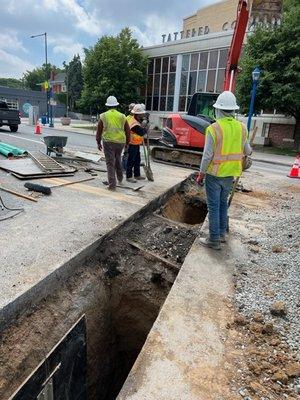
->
[[223, 0, 250, 92]]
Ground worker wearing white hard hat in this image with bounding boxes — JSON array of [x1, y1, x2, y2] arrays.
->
[[126, 104, 147, 183], [96, 96, 130, 190], [197, 91, 252, 250]]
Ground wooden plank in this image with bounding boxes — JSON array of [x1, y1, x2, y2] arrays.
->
[[127, 239, 179, 271], [0, 186, 38, 202]]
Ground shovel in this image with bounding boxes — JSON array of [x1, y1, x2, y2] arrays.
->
[[142, 136, 154, 181], [102, 181, 144, 192]]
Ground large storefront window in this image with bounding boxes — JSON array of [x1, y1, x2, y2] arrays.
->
[[145, 48, 228, 112], [145, 55, 177, 112]]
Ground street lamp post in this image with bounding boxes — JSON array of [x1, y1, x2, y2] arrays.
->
[[247, 66, 261, 132], [30, 32, 50, 124]]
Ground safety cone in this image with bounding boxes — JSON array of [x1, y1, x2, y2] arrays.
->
[[287, 155, 300, 178], [35, 121, 41, 135]]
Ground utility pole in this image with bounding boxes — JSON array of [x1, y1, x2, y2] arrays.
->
[[30, 32, 50, 123]]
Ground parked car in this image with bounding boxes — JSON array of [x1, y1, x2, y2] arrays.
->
[[0, 101, 21, 132]]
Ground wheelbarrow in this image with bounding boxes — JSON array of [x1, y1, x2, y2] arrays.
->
[[43, 135, 68, 156]]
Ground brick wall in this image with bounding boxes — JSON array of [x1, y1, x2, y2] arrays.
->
[[268, 124, 295, 148]]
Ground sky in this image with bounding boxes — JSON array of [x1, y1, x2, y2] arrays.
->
[[0, 0, 220, 79]]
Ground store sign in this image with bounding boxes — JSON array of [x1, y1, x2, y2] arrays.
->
[[162, 26, 210, 43], [222, 21, 236, 31]]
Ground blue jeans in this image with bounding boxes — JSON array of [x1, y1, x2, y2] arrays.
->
[[205, 174, 234, 241], [126, 144, 141, 178]]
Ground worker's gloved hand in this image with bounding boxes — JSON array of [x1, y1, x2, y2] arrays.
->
[[141, 119, 149, 129], [196, 172, 205, 186]]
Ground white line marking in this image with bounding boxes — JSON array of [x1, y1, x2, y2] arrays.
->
[[0, 132, 43, 144]]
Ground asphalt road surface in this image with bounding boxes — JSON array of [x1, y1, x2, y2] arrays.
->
[[0, 123, 96, 153], [0, 123, 294, 178]]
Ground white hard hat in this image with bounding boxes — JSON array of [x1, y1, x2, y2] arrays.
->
[[132, 104, 145, 115], [105, 96, 119, 107], [140, 103, 146, 110], [128, 103, 135, 111], [213, 91, 239, 110]]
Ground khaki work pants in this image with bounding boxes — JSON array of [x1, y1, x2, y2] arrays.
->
[[103, 141, 125, 189]]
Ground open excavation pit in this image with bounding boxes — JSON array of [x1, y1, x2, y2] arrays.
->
[[0, 176, 207, 400]]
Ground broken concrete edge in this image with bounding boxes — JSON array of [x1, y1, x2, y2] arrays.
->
[[117, 218, 241, 400], [0, 173, 196, 332]]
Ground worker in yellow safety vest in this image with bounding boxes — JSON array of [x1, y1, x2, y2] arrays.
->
[[96, 96, 130, 191], [197, 91, 252, 250], [126, 104, 147, 183]]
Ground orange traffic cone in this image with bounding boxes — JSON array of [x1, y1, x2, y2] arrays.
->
[[287, 155, 300, 179], [35, 121, 41, 135]]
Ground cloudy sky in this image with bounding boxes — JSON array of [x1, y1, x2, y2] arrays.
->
[[0, 0, 220, 78]]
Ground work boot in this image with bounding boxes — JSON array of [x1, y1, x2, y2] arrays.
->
[[135, 176, 146, 180], [220, 234, 227, 243], [199, 237, 221, 250], [118, 180, 124, 186], [126, 178, 137, 183], [107, 186, 116, 191]]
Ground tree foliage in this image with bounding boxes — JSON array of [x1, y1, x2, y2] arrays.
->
[[78, 28, 147, 114], [0, 78, 24, 89], [22, 64, 62, 91], [64, 55, 83, 111], [236, 0, 300, 147]]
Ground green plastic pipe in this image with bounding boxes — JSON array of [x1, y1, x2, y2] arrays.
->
[[0, 142, 28, 155], [0, 145, 14, 157], [0, 144, 20, 156]]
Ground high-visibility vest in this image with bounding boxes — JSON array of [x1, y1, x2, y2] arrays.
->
[[126, 114, 134, 125], [100, 109, 126, 143], [129, 118, 143, 145], [206, 117, 247, 177]]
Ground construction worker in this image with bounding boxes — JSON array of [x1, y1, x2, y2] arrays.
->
[[126, 104, 147, 183], [197, 91, 252, 250], [96, 96, 130, 191]]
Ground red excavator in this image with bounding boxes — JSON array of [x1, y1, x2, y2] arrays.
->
[[151, 0, 262, 168]]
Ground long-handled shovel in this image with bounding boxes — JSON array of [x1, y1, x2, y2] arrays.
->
[[142, 136, 154, 181]]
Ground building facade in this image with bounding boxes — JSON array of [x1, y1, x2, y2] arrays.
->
[[142, 31, 233, 127], [0, 86, 66, 118], [50, 72, 67, 94], [141, 0, 294, 148]]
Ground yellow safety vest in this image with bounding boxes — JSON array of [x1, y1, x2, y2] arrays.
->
[[129, 118, 143, 145], [206, 117, 247, 177], [126, 114, 134, 125], [100, 109, 126, 144]]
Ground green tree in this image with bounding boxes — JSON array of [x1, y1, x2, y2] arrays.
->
[[236, 0, 300, 149], [23, 64, 61, 91], [78, 28, 147, 114], [0, 78, 24, 89], [64, 55, 83, 111]]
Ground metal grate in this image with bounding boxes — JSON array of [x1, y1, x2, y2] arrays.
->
[[29, 151, 66, 173]]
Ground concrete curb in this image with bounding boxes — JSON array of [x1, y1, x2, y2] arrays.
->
[[41, 125, 95, 136], [252, 157, 291, 167]]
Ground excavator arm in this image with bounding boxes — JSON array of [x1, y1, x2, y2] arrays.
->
[[223, 0, 250, 92]]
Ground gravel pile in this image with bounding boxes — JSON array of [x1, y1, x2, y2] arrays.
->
[[234, 199, 300, 357]]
